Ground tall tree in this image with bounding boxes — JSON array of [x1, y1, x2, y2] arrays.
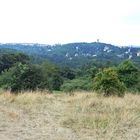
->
[[117, 60, 139, 88]]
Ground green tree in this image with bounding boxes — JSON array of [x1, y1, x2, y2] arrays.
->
[[39, 62, 63, 91], [93, 68, 126, 97], [117, 60, 139, 89], [0, 53, 30, 73], [0, 63, 43, 92], [60, 67, 75, 80]]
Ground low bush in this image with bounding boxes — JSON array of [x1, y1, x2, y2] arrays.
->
[[93, 68, 126, 97]]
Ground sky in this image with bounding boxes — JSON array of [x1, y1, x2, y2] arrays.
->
[[0, 0, 140, 46]]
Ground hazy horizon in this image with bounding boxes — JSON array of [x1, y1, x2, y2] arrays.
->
[[0, 41, 140, 47], [0, 0, 140, 46]]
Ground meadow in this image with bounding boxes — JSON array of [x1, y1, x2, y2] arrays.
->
[[0, 91, 140, 140]]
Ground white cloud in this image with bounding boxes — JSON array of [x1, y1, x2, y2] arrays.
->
[[0, 0, 140, 45]]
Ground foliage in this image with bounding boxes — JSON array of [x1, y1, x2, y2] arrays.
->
[[0, 47, 139, 95], [39, 62, 64, 91], [0, 53, 30, 73], [60, 67, 75, 80], [93, 68, 126, 97], [0, 63, 43, 92], [117, 60, 139, 89], [61, 78, 93, 92], [1, 42, 140, 68]]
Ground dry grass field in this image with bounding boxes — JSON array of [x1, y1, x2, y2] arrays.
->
[[0, 91, 140, 140]]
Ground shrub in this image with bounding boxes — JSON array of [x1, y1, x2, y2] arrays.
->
[[117, 60, 139, 88], [93, 68, 126, 97], [61, 78, 93, 92], [0, 63, 43, 92]]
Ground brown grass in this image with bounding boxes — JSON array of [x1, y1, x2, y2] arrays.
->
[[0, 91, 140, 140]]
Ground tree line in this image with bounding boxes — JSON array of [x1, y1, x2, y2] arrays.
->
[[0, 52, 139, 96]]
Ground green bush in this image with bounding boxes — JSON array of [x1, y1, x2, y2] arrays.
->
[[61, 78, 93, 92], [39, 62, 63, 91], [0, 63, 43, 92], [117, 60, 139, 89], [93, 68, 126, 97]]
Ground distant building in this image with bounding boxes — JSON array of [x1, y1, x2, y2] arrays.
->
[[97, 39, 99, 43]]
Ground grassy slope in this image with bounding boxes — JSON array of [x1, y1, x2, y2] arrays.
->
[[0, 91, 140, 140]]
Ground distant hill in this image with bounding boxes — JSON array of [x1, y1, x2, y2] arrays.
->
[[0, 42, 140, 67]]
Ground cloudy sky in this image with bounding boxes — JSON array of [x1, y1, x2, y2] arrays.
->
[[0, 0, 140, 45]]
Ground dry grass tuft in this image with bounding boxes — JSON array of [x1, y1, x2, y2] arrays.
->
[[62, 92, 140, 139], [0, 91, 140, 140]]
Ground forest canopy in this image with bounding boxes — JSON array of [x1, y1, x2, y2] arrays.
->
[[0, 49, 140, 96]]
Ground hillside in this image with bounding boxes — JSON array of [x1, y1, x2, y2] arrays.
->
[[1, 42, 140, 67], [0, 91, 139, 140]]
